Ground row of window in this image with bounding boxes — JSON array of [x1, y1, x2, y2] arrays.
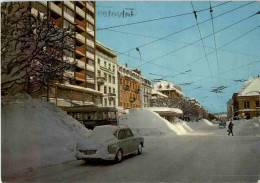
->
[[244, 101, 259, 109], [98, 71, 116, 84], [97, 58, 116, 71], [120, 102, 139, 108], [104, 98, 116, 107]]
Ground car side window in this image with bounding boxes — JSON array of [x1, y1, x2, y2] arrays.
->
[[118, 130, 126, 140], [125, 129, 133, 137]]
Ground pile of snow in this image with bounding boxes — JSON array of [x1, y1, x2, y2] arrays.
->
[[1, 94, 91, 178], [235, 117, 260, 136], [119, 109, 188, 136], [200, 119, 214, 126]]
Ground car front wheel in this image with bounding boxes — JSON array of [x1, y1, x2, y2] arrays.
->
[[137, 144, 142, 155], [115, 149, 123, 163]]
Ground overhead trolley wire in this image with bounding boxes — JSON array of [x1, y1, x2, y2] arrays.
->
[[191, 1, 215, 85], [135, 12, 259, 68], [95, 1, 232, 31], [115, 2, 255, 56]]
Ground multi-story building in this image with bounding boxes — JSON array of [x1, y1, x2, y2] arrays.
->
[[228, 76, 260, 119], [118, 64, 141, 108], [227, 99, 234, 120], [29, 1, 102, 107], [141, 78, 152, 107], [95, 41, 118, 107], [153, 81, 184, 98]]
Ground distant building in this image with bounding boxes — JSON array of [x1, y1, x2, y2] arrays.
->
[[140, 77, 152, 108], [228, 76, 260, 119], [153, 81, 184, 98], [95, 41, 118, 107], [151, 89, 168, 99], [118, 64, 141, 108]]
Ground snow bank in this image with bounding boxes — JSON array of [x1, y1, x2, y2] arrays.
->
[[200, 119, 214, 126], [119, 109, 188, 136], [1, 94, 91, 178], [235, 117, 260, 136]]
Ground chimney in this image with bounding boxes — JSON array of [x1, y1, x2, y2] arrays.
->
[[125, 63, 128, 68]]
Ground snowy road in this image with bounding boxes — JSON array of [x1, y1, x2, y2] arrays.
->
[[7, 129, 260, 182]]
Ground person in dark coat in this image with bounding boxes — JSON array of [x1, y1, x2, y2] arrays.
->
[[228, 121, 234, 136]]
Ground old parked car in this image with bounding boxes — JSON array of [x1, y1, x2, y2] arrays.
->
[[76, 125, 144, 163], [219, 121, 226, 129]]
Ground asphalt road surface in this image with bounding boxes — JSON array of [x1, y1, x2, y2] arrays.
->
[[7, 128, 260, 182]]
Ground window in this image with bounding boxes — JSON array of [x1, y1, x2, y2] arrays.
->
[[109, 64, 111, 70], [104, 98, 107, 106], [247, 101, 250, 109], [125, 129, 133, 137], [256, 101, 259, 107], [98, 58, 100, 65], [118, 130, 126, 140], [104, 86, 107, 94], [113, 76, 115, 84], [113, 100, 115, 106], [109, 87, 111, 94], [104, 73, 107, 81], [245, 101, 250, 109], [98, 70, 101, 77], [98, 85, 100, 91], [109, 75, 111, 83], [113, 65, 115, 71], [86, 46, 94, 53], [113, 88, 115, 94]]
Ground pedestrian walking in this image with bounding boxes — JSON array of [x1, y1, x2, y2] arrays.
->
[[228, 121, 234, 136]]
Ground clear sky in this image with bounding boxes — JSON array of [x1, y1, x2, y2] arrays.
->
[[96, 1, 260, 113]]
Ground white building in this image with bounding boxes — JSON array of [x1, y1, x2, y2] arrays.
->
[[95, 41, 118, 107]]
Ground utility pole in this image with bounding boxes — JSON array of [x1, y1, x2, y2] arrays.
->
[[136, 47, 143, 108]]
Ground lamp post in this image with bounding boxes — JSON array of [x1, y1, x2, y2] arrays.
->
[[136, 47, 144, 109]]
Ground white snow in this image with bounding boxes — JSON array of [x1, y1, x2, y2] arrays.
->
[[1, 94, 91, 178], [153, 80, 184, 97], [119, 108, 188, 136], [238, 76, 260, 96], [147, 107, 183, 115]]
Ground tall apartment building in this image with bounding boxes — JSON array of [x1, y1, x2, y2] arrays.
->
[[141, 78, 152, 108], [29, 1, 103, 107], [95, 41, 118, 107], [118, 65, 141, 108]]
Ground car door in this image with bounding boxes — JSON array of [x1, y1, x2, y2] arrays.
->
[[117, 129, 129, 154], [125, 128, 137, 153]]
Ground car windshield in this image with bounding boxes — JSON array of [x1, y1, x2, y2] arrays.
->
[[88, 125, 118, 142]]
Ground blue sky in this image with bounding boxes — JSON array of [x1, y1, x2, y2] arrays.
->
[[96, 1, 260, 113]]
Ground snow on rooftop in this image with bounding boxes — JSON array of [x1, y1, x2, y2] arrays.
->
[[238, 76, 260, 96], [153, 80, 184, 97], [151, 89, 168, 98], [147, 107, 183, 115]]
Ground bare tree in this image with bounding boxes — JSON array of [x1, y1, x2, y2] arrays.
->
[[1, 2, 75, 99]]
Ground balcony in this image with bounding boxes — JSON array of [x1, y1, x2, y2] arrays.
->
[[86, 63, 95, 72], [124, 85, 130, 91], [64, 1, 74, 10], [76, 6, 85, 19], [86, 51, 94, 60], [87, 39, 94, 48], [49, 2, 62, 16], [86, 3, 95, 13], [86, 77, 95, 84], [76, 59, 85, 69], [130, 98, 136, 103], [75, 72, 85, 82], [100, 66, 114, 74], [87, 14, 95, 25], [76, 46, 85, 56], [63, 56, 75, 64], [76, 33, 85, 44], [97, 77, 105, 85], [64, 12, 74, 24], [76, 19, 86, 31], [86, 27, 94, 37]]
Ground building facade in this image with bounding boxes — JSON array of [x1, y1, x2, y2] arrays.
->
[[141, 78, 152, 107], [29, 1, 102, 107], [118, 65, 141, 108], [228, 76, 260, 119], [95, 41, 118, 107], [153, 81, 184, 99]]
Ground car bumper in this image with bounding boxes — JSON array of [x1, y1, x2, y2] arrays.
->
[[76, 151, 115, 161]]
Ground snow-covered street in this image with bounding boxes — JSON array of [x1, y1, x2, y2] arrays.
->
[[6, 129, 260, 182]]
